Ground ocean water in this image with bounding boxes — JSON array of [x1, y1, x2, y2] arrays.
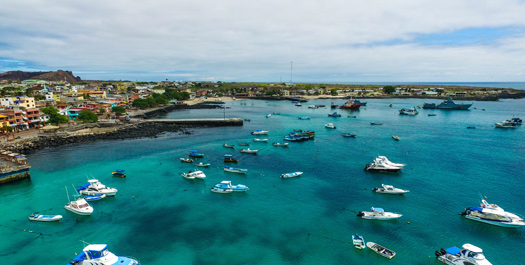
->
[[0, 98, 524, 265]]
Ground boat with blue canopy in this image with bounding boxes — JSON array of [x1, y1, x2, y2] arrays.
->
[[224, 166, 247, 174], [84, 193, 106, 201], [211, 181, 249, 193], [224, 154, 238, 163], [435, 244, 493, 265], [67, 244, 140, 265], [298, 116, 311, 120], [188, 150, 204, 157], [111, 170, 126, 177], [328, 112, 341, 117]]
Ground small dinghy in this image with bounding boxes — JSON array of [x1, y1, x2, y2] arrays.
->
[[342, 133, 356, 137], [84, 193, 106, 201], [352, 234, 365, 249], [325, 122, 336, 129], [195, 162, 211, 167], [29, 214, 63, 222], [224, 154, 239, 163], [328, 112, 341, 117], [280, 172, 303, 178], [370, 122, 383, 125], [392, 135, 400, 140], [253, 138, 268, 142], [272, 142, 289, 147], [180, 158, 194, 163], [367, 242, 396, 259], [251, 130, 269, 135], [224, 166, 247, 174], [182, 170, 206, 180], [223, 143, 235, 148], [240, 148, 258, 154], [188, 150, 204, 157], [238, 142, 250, 146]]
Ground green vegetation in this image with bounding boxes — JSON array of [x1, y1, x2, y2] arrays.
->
[[383, 85, 396, 94], [41, 106, 69, 125], [111, 106, 126, 116], [78, 110, 98, 123]]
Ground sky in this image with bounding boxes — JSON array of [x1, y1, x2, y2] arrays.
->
[[1, 0, 525, 83]]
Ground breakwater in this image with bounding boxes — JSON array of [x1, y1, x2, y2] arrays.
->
[[135, 102, 225, 118]]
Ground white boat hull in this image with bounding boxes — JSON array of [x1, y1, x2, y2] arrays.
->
[[29, 215, 63, 222], [64, 206, 93, 216], [359, 212, 402, 220], [464, 215, 525, 228], [80, 190, 117, 197]]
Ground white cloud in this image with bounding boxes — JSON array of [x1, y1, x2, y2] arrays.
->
[[1, 0, 525, 81]]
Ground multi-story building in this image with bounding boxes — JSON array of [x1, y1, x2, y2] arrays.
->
[[25, 108, 41, 128]]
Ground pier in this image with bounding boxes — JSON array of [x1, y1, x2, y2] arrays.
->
[[142, 118, 243, 127], [0, 150, 31, 185]]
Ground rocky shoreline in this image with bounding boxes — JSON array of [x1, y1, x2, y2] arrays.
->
[[1, 122, 194, 154]]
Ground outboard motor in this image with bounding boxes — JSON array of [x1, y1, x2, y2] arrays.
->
[[372, 187, 378, 191], [357, 212, 364, 217], [435, 250, 442, 257], [440, 248, 447, 255]]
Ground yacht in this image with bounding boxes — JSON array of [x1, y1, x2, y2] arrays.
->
[[435, 244, 492, 265], [65, 197, 93, 216], [357, 207, 402, 220], [364, 157, 403, 172], [77, 179, 118, 196], [68, 244, 140, 265], [461, 200, 525, 228], [376, 156, 406, 168], [182, 170, 206, 180], [325, 122, 336, 129], [373, 184, 409, 195]]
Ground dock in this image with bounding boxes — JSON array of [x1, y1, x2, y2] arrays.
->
[[141, 118, 243, 127], [0, 150, 31, 185]]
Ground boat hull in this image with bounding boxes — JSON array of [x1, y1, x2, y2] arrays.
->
[[464, 215, 525, 228], [29, 215, 63, 222], [64, 206, 93, 216]]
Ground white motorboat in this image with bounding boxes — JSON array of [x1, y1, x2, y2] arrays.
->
[[325, 122, 336, 129], [357, 207, 402, 220], [272, 142, 289, 147], [68, 244, 140, 265], [495, 122, 516, 128], [373, 184, 409, 195], [461, 200, 525, 228], [251, 130, 269, 135], [266, 114, 272, 118], [77, 179, 118, 196], [376, 156, 405, 168], [308, 105, 317, 109], [253, 138, 268, 142], [364, 158, 403, 172], [295, 102, 302, 106], [29, 214, 63, 222], [367, 242, 396, 259], [399, 107, 419, 115], [223, 143, 235, 148], [195, 162, 211, 167], [280, 172, 303, 178], [392, 135, 400, 140], [352, 234, 365, 249], [182, 170, 206, 180], [65, 197, 93, 216], [240, 148, 258, 154], [224, 166, 247, 174], [435, 244, 492, 265]]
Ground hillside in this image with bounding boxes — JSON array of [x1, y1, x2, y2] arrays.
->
[[0, 70, 81, 82]]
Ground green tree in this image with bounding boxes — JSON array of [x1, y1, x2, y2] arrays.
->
[[78, 110, 99, 123], [383, 85, 396, 94], [111, 106, 126, 116], [132, 98, 149, 109], [40, 107, 69, 126], [330, 89, 338, 96]]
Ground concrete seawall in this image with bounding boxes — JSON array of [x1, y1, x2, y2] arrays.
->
[[145, 118, 243, 126]]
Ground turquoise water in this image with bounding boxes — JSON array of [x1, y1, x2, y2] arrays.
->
[[1, 98, 524, 264]]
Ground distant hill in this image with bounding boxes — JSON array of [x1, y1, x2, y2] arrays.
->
[[0, 70, 81, 83]]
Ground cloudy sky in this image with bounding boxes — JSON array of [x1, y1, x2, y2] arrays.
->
[[1, 0, 525, 82]]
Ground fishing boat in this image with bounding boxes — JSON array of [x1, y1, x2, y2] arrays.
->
[[280, 172, 303, 178], [188, 150, 204, 157], [180, 158, 194, 163], [253, 138, 268, 142], [423, 98, 472, 110], [68, 244, 140, 265], [341, 132, 356, 137], [373, 184, 409, 195], [223, 166, 247, 174], [399, 107, 419, 115], [77, 179, 118, 196], [195, 162, 211, 167], [435, 244, 492, 265], [223, 143, 235, 148], [28, 214, 63, 222], [238, 142, 250, 146], [325, 122, 336, 129], [251, 130, 269, 135], [272, 142, 289, 147], [111, 170, 126, 178], [392, 135, 400, 140], [298, 116, 311, 120], [357, 207, 402, 220], [367, 242, 396, 259], [65, 197, 93, 216], [370, 122, 383, 125], [328, 112, 341, 117], [182, 170, 206, 180], [84, 193, 107, 201], [240, 148, 258, 154], [339, 98, 361, 110], [223, 154, 238, 163], [352, 234, 365, 249], [460, 199, 525, 228]]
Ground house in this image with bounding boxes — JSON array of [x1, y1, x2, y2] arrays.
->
[[13, 97, 36, 109], [25, 108, 41, 128]]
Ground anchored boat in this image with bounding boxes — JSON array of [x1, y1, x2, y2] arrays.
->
[[77, 179, 118, 196], [367, 242, 396, 259], [352, 234, 365, 249], [224, 166, 247, 174], [29, 214, 63, 222], [357, 207, 402, 220], [68, 244, 140, 265], [435, 244, 492, 265]]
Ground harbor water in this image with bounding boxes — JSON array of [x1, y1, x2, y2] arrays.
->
[[0, 98, 524, 264]]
